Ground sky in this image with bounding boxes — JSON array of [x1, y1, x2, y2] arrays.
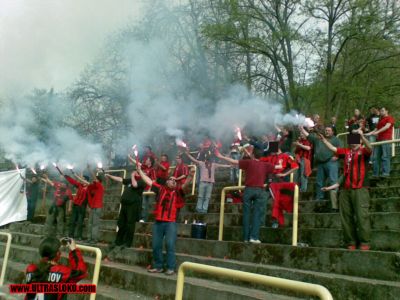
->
[[0, 0, 145, 97]]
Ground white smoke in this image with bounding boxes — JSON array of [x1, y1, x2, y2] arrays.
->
[[0, 94, 104, 170]]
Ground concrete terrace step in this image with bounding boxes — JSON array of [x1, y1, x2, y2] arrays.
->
[[103, 247, 400, 300], [183, 197, 400, 214], [0, 246, 301, 300], [8, 222, 400, 252], [132, 234, 400, 282], [10, 208, 400, 236], [95, 195, 400, 221]]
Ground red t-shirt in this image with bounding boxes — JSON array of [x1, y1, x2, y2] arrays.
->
[[260, 153, 298, 174], [377, 115, 395, 141], [173, 163, 188, 184], [142, 166, 156, 191], [156, 161, 170, 180], [152, 182, 184, 222], [52, 182, 73, 207], [238, 159, 274, 188], [337, 147, 371, 189], [87, 181, 104, 208], [65, 176, 88, 206], [294, 139, 312, 161]]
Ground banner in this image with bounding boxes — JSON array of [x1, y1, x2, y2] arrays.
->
[[0, 169, 27, 226]]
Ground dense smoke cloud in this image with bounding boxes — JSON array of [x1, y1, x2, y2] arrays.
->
[[0, 1, 309, 169], [120, 36, 307, 152], [0, 94, 104, 170]]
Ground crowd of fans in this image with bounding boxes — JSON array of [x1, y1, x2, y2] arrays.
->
[[20, 105, 396, 278]]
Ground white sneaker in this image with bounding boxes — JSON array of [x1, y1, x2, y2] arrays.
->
[[139, 219, 145, 223], [249, 239, 261, 244]]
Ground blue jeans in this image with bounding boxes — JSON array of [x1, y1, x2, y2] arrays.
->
[[242, 187, 268, 241], [197, 182, 213, 213], [230, 152, 240, 184], [367, 135, 376, 164], [316, 159, 339, 200], [152, 221, 177, 270], [295, 158, 308, 192], [373, 143, 391, 176]]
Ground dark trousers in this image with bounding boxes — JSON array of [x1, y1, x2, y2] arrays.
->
[[69, 203, 86, 239], [339, 188, 371, 246], [27, 198, 37, 221], [115, 202, 140, 247]]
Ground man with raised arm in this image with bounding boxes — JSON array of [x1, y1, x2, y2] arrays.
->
[[137, 162, 194, 275], [56, 167, 89, 241], [41, 173, 73, 238], [184, 150, 230, 213], [299, 125, 342, 211], [319, 130, 372, 250], [216, 148, 274, 243], [105, 170, 146, 250]]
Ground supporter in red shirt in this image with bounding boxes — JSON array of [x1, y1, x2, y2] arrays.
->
[[137, 163, 194, 275], [41, 174, 73, 238], [86, 169, 104, 244], [171, 155, 189, 210], [366, 106, 395, 177], [216, 148, 274, 243], [155, 154, 170, 185], [140, 157, 157, 222], [260, 143, 299, 228], [57, 168, 89, 241], [25, 237, 87, 300], [293, 132, 312, 192], [320, 130, 372, 250]]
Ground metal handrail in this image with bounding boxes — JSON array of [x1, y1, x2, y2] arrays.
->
[[0, 232, 12, 286], [218, 184, 299, 246], [371, 139, 400, 146], [336, 130, 399, 157], [175, 262, 333, 300], [75, 244, 102, 300]]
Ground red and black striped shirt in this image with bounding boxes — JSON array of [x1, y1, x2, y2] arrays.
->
[[337, 147, 371, 189]]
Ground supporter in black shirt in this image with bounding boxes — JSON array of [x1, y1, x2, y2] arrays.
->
[[105, 171, 146, 251]]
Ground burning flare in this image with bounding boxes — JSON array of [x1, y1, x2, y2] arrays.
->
[[176, 138, 187, 148], [97, 162, 103, 169], [304, 118, 315, 128], [235, 127, 242, 141], [132, 144, 139, 157]]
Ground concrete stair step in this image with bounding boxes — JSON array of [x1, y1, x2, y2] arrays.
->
[[104, 247, 400, 300], [182, 197, 400, 214], [0, 247, 301, 300], [10, 208, 400, 239], [131, 234, 400, 282], [8, 223, 400, 252]]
